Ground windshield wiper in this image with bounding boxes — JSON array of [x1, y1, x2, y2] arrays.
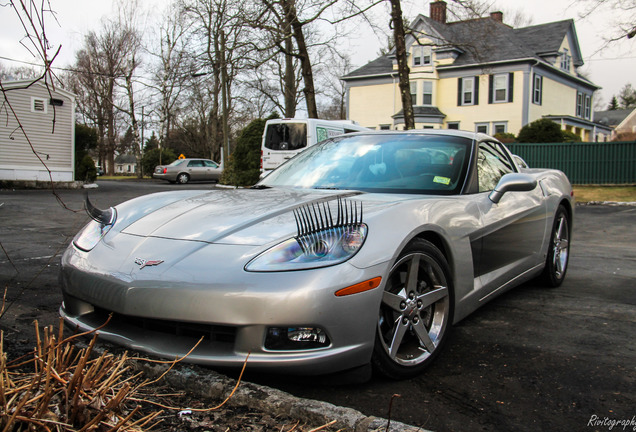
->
[[313, 186, 341, 190], [250, 184, 271, 189]]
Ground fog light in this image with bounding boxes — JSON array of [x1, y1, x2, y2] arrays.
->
[[265, 327, 330, 350]]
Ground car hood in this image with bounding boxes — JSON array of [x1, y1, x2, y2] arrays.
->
[[120, 188, 398, 246]]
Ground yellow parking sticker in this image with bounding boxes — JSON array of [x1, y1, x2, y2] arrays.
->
[[434, 176, 451, 185]]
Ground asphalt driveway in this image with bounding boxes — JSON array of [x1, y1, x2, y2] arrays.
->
[[0, 180, 634, 431]]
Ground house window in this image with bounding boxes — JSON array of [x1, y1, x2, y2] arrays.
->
[[31, 97, 47, 113], [412, 46, 431, 66], [576, 92, 583, 117], [493, 122, 507, 134], [533, 74, 543, 105], [447, 122, 460, 130], [422, 81, 433, 106], [410, 81, 417, 105], [462, 77, 474, 105], [422, 48, 431, 65], [560, 48, 571, 71], [379, 124, 391, 130], [493, 74, 508, 102], [584, 95, 591, 120], [476, 123, 489, 134]]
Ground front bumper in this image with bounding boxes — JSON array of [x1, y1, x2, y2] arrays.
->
[[59, 237, 388, 374]]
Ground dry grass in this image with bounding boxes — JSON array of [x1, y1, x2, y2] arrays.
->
[[573, 185, 636, 203], [0, 319, 164, 431], [0, 316, 338, 432]]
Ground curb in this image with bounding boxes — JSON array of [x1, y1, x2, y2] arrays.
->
[[576, 200, 636, 206], [132, 360, 430, 432], [0, 180, 85, 189]]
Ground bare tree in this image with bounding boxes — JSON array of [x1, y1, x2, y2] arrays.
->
[[248, 0, 382, 119], [389, 0, 414, 129], [147, 2, 193, 147], [71, 20, 140, 175], [183, 0, 251, 166], [0, 63, 41, 81], [578, 0, 636, 42], [317, 53, 353, 120], [112, 1, 144, 177]]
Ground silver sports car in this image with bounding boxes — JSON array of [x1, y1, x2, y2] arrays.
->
[[60, 130, 573, 379]]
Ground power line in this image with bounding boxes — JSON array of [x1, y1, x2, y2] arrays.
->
[[585, 56, 636, 61], [0, 55, 148, 80]]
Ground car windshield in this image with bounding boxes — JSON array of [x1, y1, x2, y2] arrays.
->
[[259, 133, 472, 195], [168, 159, 186, 166]]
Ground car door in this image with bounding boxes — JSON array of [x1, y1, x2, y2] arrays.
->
[[471, 141, 548, 298], [187, 160, 205, 180], [203, 160, 222, 180]]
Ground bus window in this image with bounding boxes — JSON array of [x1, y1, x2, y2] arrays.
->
[[264, 123, 308, 151]]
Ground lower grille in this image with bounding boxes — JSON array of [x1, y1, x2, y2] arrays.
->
[[92, 307, 236, 344]]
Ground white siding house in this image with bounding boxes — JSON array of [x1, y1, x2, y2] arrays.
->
[[0, 80, 75, 181]]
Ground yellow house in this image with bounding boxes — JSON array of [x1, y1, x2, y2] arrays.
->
[[343, 1, 611, 142]]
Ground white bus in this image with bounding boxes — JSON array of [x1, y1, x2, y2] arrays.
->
[[261, 118, 369, 173]]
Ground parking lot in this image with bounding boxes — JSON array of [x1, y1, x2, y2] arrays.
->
[[0, 180, 634, 431]]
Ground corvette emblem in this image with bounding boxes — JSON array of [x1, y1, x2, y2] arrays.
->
[[134, 258, 164, 269]]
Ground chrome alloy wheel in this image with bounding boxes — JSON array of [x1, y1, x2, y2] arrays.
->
[[551, 212, 569, 280], [542, 205, 571, 287], [377, 247, 451, 370]]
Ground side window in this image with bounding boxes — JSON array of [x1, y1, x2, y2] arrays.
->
[[477, 142, 514, 192], [188, 160, 204, 167]]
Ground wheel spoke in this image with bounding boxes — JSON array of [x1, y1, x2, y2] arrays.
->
[[382, 290, 405, 312], [559, 238, 569, 252], [405, 255, 420, 293], [417, 285, 448, 308], [412, 319, 436, 352], [389, 319, 409, 358], [556, 216, 565, 240]]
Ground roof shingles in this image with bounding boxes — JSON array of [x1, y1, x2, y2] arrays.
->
[[344, 16, 577, 79]]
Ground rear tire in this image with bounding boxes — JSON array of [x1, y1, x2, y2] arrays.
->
[[372, 239, 454, 379], [177, 173, 190, 184], [542, 205, 570, 287]]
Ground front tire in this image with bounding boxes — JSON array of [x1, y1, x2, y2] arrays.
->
[[177, 173, 190, 184], [372, 239, 453, 379], [542, 205, 570, 287]]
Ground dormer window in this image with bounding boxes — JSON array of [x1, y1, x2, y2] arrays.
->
[[560, 48, 571, 71], [412, 46, 431, 67]]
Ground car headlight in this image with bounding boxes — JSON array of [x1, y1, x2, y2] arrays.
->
[[245, 224, 367, 272], [73, 211, 117, 252]]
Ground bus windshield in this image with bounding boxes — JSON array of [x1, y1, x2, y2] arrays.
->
[[264, 123, 308, 151]]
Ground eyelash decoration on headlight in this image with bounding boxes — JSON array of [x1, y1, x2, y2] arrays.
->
[[293, 197, 363, 253]]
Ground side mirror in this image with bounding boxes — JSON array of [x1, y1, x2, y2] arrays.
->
[[489, 173, 537, 203]]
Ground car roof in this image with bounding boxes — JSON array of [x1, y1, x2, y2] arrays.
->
[[344, 129, 494, 142]]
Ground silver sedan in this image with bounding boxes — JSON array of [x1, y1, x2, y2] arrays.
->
[[60, 130, 572, 379], [153, 158, 222, 184]]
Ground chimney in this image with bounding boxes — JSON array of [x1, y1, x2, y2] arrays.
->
[[430, 1, 447, 24], [490, 11, 503, 23]]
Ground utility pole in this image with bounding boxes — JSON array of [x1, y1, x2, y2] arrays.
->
[[141, 106, 145, 177], [220, 30, 230, 169]]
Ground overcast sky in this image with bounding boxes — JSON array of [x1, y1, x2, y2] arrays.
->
[[1, 0, 634, 110]]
